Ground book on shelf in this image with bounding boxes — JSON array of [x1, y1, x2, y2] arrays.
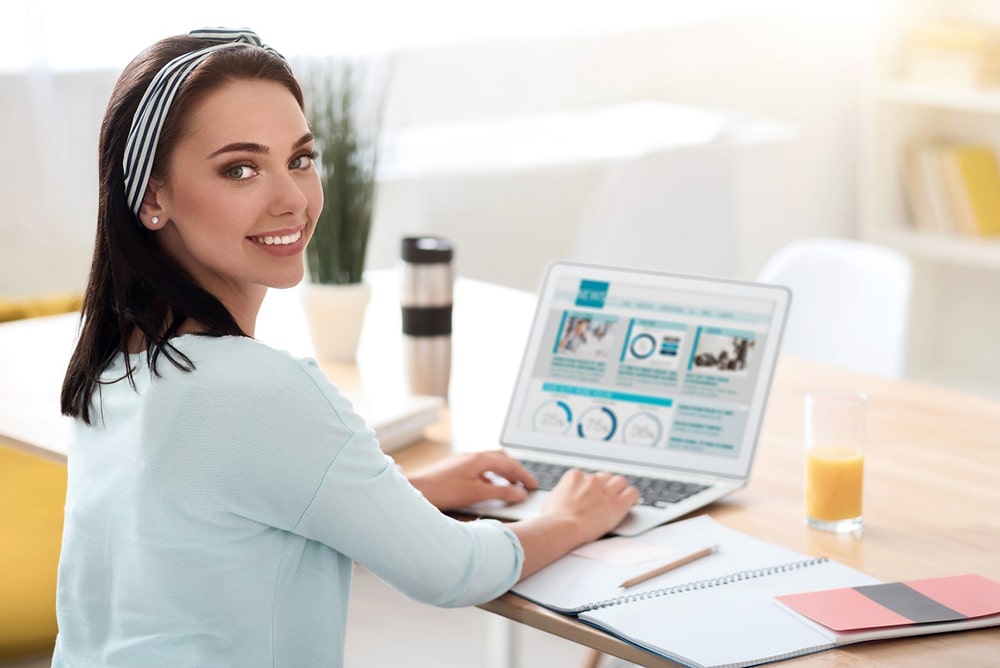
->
[[945, 144, 1000, 236], [939, 145, 982, 236], [901, 140, 1000, 237], [900, 21, 1000, 90], [901, 142, 952, 233], [512, 515, 1000, 668]]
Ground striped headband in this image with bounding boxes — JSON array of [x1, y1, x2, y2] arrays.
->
[[122, 28, 286, 221]]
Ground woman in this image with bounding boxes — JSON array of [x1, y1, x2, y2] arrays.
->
[[55, 29, 638, 667]]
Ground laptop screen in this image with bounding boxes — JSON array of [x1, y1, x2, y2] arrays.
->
[[500, 261, 791, 479]]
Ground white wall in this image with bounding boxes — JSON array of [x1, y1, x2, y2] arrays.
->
[[364, 17, 869, 290], [0, 70, 118, 296], [0, 15, 869, 296]]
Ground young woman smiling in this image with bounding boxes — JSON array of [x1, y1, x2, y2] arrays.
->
[[55, 29, 637, 667]]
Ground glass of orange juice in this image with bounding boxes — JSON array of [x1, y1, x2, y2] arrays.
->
[[804, 391, 866, 535]]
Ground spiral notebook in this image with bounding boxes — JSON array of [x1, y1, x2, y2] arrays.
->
[[514, 516, 1000, 667], [513, 515, 881, 667]]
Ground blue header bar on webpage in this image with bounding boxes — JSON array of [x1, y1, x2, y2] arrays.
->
[[542, 382, 674, 407]]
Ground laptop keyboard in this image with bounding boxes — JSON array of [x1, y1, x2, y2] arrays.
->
[[518, 459, 710, 507]]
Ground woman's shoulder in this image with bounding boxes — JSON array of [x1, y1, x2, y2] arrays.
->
[[148, 334, 368, 434], [183, 334, 311, 369], [167, 335, 328, 397]]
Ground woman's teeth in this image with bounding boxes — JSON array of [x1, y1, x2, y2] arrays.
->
[[251, 230, 302, 246]]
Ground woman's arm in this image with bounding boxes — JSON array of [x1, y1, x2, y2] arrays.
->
[[408, 451, 639, 580]]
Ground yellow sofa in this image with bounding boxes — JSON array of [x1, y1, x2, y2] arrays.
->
[[0, 294, 82, 324], [0, 445, 66, 660], [0, 292, 79, 661]]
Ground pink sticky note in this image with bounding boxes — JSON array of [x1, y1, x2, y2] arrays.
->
[[571, 537, 673, 566]]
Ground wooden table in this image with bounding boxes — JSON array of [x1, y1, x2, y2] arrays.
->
[[2, 271, 999, 667], [478, 355, 1000, 666]]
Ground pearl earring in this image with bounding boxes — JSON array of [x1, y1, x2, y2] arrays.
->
[[151, 216, 160, 225]]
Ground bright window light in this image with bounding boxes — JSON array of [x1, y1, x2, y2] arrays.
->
[[0, 0, 871, 72]]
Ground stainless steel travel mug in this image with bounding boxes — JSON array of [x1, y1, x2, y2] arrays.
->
[[400, 236, 453, 398]]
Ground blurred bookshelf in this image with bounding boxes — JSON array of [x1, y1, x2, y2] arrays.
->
[[861, 0, 1000, 398]]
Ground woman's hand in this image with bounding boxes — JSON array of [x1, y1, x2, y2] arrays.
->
[[541, 469, 639, 543], [408, 453, 640, 580], [407, 450, 539, 511], [511, 469, 639, 580], [542, 469, 639, 542]]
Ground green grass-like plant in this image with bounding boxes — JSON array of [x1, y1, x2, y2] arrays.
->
[[305, 64, 380, 285]]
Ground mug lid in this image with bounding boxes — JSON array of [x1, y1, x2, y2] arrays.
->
[[401, 236, 454, 263]]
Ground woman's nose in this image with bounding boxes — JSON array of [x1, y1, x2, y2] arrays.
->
[[270, 170, 309, 216]]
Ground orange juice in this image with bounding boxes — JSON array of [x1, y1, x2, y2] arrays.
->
[[805, 445, 864, 521]]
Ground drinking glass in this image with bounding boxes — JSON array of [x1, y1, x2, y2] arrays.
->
[[804, 391, 866, 534]]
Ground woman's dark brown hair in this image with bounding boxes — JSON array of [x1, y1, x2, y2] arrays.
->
[[61, 35, 304, 424]]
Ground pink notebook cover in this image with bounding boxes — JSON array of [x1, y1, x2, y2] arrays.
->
[[777, 573, 1000, 632]]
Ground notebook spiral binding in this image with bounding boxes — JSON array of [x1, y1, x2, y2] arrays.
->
[[591, 556, 829, 610]]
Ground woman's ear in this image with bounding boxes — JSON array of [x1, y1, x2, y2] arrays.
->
[[139, 178, 167, 231]]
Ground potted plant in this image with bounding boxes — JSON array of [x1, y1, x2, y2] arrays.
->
[[301, 61, 382, 361]]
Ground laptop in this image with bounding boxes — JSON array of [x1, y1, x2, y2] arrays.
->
[[462, 261, 791, 536]]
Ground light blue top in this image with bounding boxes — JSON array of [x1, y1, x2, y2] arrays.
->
[[52, 335, 523, 668]]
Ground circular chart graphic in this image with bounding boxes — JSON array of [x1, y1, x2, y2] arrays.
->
[[623, 412, 663, 447], [629, 333, 657, 359], [577, 406, 617, 441], [532, 400, 573, 433]]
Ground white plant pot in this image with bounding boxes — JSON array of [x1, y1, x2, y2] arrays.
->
[[301, 280, 372, 362]]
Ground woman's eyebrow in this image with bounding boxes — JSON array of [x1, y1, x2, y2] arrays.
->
[[207, 142, 267, 159], [207, 133, 314, 159]]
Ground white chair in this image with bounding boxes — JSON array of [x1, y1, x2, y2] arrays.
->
[[756, 238, 913, 378]]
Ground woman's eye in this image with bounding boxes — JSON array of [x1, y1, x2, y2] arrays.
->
[[224, 164, 256, 180], [290, 151, 319, 170]]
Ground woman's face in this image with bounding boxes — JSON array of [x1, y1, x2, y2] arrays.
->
[[149, 78, 322, 319]]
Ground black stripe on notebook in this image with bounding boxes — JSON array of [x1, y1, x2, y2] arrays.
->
[[854, 582, 966, 623]]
